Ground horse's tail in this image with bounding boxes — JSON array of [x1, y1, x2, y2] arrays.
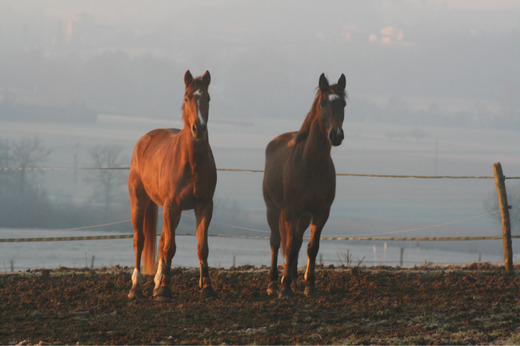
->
[[141, 203, 158, 275], [279, 209, 288, 258]]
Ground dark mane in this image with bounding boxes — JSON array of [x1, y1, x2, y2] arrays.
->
[[296, 94, 320, 142], [296, 85, 347, 142]]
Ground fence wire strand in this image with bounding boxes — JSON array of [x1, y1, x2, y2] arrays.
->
[[1, 166, 519, 179], [327, 210, 501, 238], [0, 209, 507, 243]]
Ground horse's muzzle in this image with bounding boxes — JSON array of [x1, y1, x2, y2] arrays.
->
[[192, 123, 207, 139], [329, 128, 344, 146]]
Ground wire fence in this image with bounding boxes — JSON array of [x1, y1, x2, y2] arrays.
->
[[0, 165, 517, 270], [1, 166, 520, 179]]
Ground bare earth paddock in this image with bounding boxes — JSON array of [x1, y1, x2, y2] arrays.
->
[[2, 263, 520, 345]]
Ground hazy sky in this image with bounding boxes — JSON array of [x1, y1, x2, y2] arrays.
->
[[1, 0, 519, 126]]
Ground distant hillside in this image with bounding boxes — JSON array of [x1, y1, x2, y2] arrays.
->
[[0, 101, 97, 123]]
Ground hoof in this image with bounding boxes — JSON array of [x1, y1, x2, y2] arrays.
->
[[267, 287, 278, 296], [128, 288, 143, 300], [304, 285, 320, 298], [267, 282, 279, 296], [278, 287, 295, 299], [153, 286, 173, 301], [201, 286, 217, 299]]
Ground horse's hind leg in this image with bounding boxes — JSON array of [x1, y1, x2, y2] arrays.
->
[[153, 204, 181, 300], [266, 205, 281, 296], [304, 210, 330, 298], [128, 180, 148, 299], [195, 200, 216, 299]]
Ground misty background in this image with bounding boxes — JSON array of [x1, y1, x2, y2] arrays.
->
[[1, 0, 520, 267]]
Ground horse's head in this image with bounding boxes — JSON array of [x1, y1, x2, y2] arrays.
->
[[318, 73, 347, 147], [183, 70, 211, 140]]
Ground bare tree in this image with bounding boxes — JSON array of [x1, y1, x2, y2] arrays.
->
[[85, 144, 127, 220], [0, 137, 52, 227], [9, 137, 52, 193]]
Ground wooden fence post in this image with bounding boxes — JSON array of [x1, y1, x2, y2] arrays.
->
[[493, 162, 513, 274]]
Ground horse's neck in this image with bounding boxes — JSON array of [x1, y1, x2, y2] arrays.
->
[[179, 128, 210, 169], [301, 118, 331, 166]]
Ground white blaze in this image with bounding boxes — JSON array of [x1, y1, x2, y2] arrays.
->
[[328, 94, 341, 101], [193, 89, 205, 125]]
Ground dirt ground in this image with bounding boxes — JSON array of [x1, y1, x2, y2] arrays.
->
[[2, 263, 520, 345]]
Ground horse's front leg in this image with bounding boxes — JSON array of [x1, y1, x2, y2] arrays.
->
[[128, 267, 143, 299], [280, 223, 299, 298], [289, 215, 311, 294], [195, 200, 216, 299], [304, 209, 330, 298], [153, 205, 181, 300], [280, 211, 305, 298]]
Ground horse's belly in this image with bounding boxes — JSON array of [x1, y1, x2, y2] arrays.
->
[[147, 178, 215, 210], [306, 194, 334, 212], [284, 176, 335, 214]]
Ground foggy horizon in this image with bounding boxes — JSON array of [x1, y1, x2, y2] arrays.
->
[[1, 0, 519, 129]]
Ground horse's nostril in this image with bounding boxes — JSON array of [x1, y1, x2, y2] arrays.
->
[[329, 129, 344, 146]]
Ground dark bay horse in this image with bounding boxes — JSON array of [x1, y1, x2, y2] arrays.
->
[[128, 70, 217, 300], [263, 73, 347, 298]]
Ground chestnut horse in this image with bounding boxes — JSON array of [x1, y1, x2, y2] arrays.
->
[[128, 70, 217, 300], [263, 73, 347, 298]]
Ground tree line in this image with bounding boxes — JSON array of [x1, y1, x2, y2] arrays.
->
[[0, 137, 129, 230]]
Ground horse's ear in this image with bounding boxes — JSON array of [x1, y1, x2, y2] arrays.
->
[[184, 70, 193, 87], [202, 70, 211, 88], [319, 73, 329, 92], [338, 74, 346, 91]]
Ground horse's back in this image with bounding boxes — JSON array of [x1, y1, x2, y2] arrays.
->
[[136, 128, 180, 149], [265, 131, 297, 158], [129, 128, 182, 192], [131, 128, 181, 164]]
